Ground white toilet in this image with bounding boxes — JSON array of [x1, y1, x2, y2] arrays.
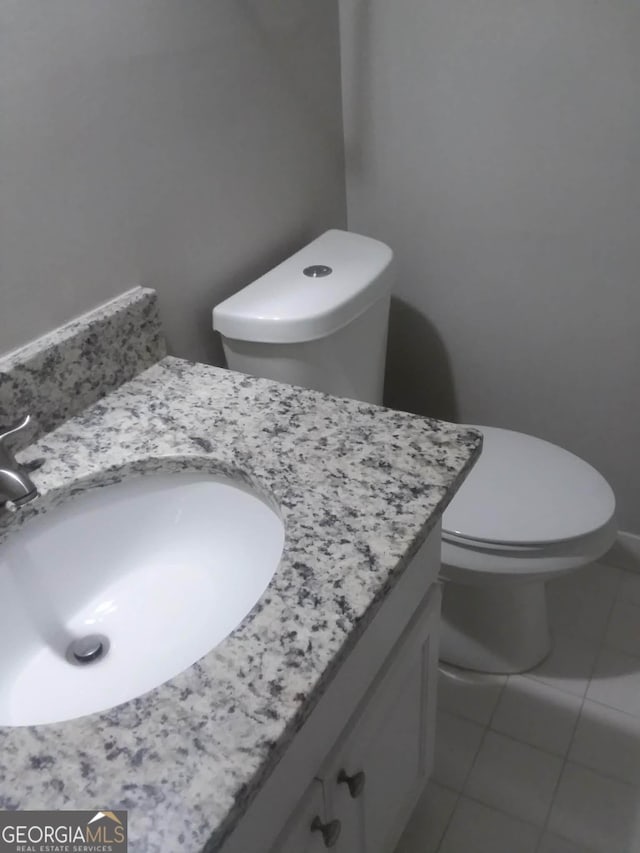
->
[[213, 229, 617, 674], [439, 426, 615, 672]]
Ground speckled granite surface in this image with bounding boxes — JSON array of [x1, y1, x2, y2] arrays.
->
[[0, 287, 165, 449], [0, 357, 481, 852]]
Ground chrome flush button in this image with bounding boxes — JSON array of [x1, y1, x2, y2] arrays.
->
[[303, 265, 333, 278]]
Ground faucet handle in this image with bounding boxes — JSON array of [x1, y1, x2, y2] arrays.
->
[[0, 414, 32, 447], [0, 414, 38, 509]]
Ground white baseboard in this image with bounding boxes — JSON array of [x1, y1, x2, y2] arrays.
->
[[605, 530, 640, 574]]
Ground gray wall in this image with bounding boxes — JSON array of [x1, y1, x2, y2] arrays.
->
[[340, 0, 640, 532], [0, 0, 346, 363]]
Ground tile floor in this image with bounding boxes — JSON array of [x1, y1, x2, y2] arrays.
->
[[395, 562, 640, 853]]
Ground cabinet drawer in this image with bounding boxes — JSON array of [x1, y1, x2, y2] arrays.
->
[[321, 584, 441, 853], [271, 780, 334, 853]]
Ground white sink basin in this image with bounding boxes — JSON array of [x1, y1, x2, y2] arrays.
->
[[0, 472, 284, 726]]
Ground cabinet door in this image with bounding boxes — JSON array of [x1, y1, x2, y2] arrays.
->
[[323, 585, 440, 853], [272, 780, 337, 853]]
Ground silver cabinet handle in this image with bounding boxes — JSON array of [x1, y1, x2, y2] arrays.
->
[[310, 816, 341, 848], [337, 768, 366, 799]]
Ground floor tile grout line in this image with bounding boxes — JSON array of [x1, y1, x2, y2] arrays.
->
[[600, 563, 625, 640], [485, 670, 585, 757], [451, 788, 547, 831], [485, 718, 577, 761], [432, 787, 461, 853], [614, 566, 640, 604], [559, 756, 640, 793], [442, 694, 640, 789], [455, 675, 508, 790], [435, 676, 511, 852], [437, 667, 506, 726], [522, 626, 601, 700], [434, 563, 628, 853], [524, 671, 588, 701], [443, 700, 582, 764], [444, 765, 637, 853], [442, 671, 609, 740], [468, 681, 561, 853], [581, 693, 640, 719], [440, 664, 581, 847], [533, 688, 588, 851], [533, 565, 624, 852], [434, 789, 548, 852], [527, 561, 623, 680]]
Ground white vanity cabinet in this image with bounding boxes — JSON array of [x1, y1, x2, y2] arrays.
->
[[323, 588, 439, 853], [275, 588, 439, 853], [220, 525, 442, 853], [275, 781, 335, 853]]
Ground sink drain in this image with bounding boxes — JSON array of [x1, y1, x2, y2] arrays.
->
[[66, 634, 109, 666]]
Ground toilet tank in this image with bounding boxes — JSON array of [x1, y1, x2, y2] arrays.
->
[[212, 230, 394, 404]]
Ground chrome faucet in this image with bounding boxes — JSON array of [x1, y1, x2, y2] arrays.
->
[[0, 415, 38, 508]]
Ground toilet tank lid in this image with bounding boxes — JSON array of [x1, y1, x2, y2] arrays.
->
[[212, 229, 394, 344], [442, 426, 616, 546]]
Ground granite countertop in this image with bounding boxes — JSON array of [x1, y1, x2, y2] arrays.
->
[[0, 356, 481, 852]]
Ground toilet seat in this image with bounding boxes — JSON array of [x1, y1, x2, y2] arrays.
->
[[441, 520, 617, 584], [442, 426, 616, 547]]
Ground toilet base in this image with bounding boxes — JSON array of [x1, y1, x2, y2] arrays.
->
[[439, 578, 551, 674]]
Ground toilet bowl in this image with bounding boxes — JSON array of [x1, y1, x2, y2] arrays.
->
[[212, 229, 617, 675], [439, 426, 616, 673]]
